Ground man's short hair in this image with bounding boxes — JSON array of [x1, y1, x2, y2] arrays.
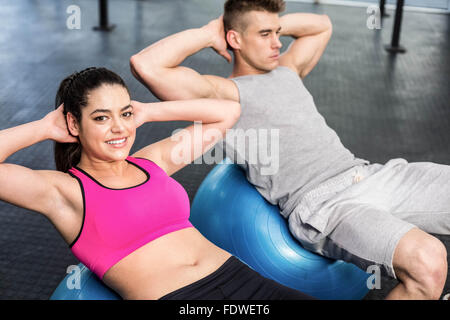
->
[[223, 0, 286, 33]]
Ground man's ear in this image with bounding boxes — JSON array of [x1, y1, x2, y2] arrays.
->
[[226, 30, 241, 50], [66, 112, 80, 137]]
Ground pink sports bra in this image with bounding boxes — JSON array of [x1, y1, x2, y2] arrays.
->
[[68, 156, 193, 279]]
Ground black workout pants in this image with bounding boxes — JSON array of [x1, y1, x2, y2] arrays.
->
[[158, 256, 315, 300]]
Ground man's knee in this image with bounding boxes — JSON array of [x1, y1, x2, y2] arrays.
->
[[393, 229, 447, 299]]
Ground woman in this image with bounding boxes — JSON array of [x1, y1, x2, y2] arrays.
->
[[0, 67, 313, 300]]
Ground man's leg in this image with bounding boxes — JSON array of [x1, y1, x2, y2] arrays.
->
[[289, 202, 447, 299], [383, 161, 450, 298], [387, 228, 447, 299], [290, 158, 450, 299]]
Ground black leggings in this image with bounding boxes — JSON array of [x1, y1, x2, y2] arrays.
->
[[158, 256, 315, 300]]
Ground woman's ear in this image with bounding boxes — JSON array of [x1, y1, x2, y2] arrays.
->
[[226, 30, 241, 50], [66, 112, 80, 137]]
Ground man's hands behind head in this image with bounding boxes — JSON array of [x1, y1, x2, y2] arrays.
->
[[203, 15, 232, 63]]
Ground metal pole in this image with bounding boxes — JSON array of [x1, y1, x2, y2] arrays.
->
[[379, 0, 390, 17], [99, 0, 108, 27], [385, 0, 406, 53], [93, 0, 116, 31]]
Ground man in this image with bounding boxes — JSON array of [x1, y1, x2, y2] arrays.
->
[[130, 0, 448, 299]]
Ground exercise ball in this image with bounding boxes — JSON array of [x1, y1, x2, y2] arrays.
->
[[190, 159, 370, 300], [50, 263, 120, 300]]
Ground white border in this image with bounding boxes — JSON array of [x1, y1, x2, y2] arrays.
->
[[286, 0, 450, 14]]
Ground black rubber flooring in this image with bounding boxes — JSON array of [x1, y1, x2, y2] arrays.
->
[[0, 0, 448, 300]]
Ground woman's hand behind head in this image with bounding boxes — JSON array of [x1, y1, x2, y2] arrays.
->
[[43, 104, 79, 143], [130, 100, 150, 129]]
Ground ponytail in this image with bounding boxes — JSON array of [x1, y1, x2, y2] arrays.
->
[[54, 141, 82, 173]]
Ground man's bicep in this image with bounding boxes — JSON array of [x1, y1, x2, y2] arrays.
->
[[204, 75, 240, 101], [131, 60, 217, 100]]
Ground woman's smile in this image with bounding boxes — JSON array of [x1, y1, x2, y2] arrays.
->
[[105, 137, 128, 148]]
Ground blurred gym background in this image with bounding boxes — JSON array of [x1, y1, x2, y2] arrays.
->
[[0, 0, 448, 299]]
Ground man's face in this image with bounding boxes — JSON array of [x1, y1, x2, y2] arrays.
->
[[237, 10, 282, 72]]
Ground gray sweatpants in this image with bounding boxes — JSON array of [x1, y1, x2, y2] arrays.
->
[[288, 158, 450, 278]]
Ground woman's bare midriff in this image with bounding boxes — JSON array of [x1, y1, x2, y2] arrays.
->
[[101, 227, 232, 300]]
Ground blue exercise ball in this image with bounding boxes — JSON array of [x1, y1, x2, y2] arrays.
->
[[50, 263, 120, 300], [190, 159, 370, 300]]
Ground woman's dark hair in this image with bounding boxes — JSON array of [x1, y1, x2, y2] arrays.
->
[[54, 67, 129, 173]]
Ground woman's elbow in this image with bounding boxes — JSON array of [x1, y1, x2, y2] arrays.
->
[[216, 100, 240, 132], [227, 101, 241, 126]]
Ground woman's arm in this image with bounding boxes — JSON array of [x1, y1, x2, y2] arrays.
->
[[0, 105, 77, 218], [132, 98, 240, 176]]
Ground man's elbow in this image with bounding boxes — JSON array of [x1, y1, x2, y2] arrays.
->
[[130, 54, 159, 84], [129, 54, 141, 77], [322, 15, 333, 33], [130, 54, 144, 78]]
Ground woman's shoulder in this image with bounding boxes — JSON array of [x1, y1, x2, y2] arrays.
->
[[40, 169, 81, 191], [32, 169, 84, 245], [40, 169, 83, 216]]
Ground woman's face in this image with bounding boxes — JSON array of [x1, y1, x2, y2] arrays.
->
[[72, 84, 136, 162]]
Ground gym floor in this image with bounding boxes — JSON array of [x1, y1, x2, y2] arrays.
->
[[0, 0, 448, 300]]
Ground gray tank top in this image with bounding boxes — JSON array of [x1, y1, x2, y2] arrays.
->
[[220, 66, 369, 218]]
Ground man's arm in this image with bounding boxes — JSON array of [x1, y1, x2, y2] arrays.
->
[[278, 13, 332, 79], [130, 17, 236, 101]]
